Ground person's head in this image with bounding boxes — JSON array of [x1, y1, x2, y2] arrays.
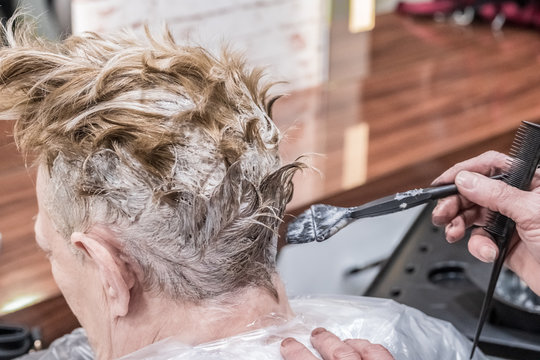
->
[[1, 17, 301, 346]]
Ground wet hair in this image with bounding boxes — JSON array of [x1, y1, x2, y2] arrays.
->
[[0, 16, 303, 302]]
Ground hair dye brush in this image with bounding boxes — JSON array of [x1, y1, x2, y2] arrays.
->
[[469, 121, 540, 359], [286, 175, 502, 244]]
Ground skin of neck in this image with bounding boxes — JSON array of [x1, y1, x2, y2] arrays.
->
[[91, 275, 294, 360]]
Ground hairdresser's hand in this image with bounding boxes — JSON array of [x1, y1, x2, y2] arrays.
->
[[280, 328, 394, 360], [431, 150, 540, 295]]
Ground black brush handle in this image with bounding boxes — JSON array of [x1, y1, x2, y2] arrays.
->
[[350, 174, 504, 220], [423, 183, 459, 199], [425, 174, 504, 200]]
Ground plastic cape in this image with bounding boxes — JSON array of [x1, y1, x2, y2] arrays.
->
[[15, 328, 93, 360], [16, 295, 488, 360]]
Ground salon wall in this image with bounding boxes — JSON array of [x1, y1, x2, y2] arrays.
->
[[71, 0, 330, 92]]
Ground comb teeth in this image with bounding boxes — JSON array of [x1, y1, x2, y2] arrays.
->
[[484, 121, 540, 239], [506, 121, 540, 189], [484, 212, 511, 240]]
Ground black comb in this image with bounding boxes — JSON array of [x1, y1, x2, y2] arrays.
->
[[469, 121, 540, 359]]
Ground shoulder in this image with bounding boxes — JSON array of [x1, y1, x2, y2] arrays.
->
[[15, 328, 93, 360], [290, 295, 487, 360]]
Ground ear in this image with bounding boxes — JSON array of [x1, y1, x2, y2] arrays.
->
[[70, 231, 135, 318]]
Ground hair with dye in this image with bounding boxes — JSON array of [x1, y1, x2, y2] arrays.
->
[[0, 16, 303, 302]]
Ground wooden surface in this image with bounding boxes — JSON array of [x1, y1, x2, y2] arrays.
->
[[277, 14, 540, 208], [2, 12, 540, 347], [0, 120, 78, 345]]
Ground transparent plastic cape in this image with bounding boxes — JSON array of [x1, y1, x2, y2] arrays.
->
[[15, 328, 93, 360], [16, 295, 487, 360]]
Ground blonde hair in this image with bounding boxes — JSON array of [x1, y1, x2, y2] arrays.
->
[[1, 17, 302, 302]]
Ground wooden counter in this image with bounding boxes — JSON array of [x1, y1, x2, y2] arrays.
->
[[1, 13, 540, 346]]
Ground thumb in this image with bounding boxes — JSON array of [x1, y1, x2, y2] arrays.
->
[[455, 170, 533, 224]]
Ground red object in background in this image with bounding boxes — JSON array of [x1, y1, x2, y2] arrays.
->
[[477, 1, 540, 27], [397, 0, 458, 15], [397, 0, 540, 29], [396, 0, 474, 15], [499, 1, 540, 27]]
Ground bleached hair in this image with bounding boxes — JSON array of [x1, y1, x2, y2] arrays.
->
[[1, 16, 303, 302]]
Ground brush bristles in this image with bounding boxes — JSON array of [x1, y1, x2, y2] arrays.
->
[[286, 207, 316, 244], [485, 121, 540, 240]]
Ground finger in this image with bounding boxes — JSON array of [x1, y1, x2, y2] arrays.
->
[[431, 151, 509, 186], [455, 171, 540, 226], [432, 195, 474, 227], [444, 212, 466, 243], [344, 339, 394, 360], [432, 196, 459, 226], [310, 328, 362, 360], [467, 228, 498, 263], [444, 206, 487, 243], [280, 338, 318, 360], [445, 216, 465, 243]]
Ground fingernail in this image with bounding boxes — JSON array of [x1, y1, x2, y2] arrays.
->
[[432, 203, 445, 226], [432, 216, 443, 226], [311, 327, 326, 337], [431, 176, 442, 186], [480, 246, 497, 263], [455, 171, 477, 190], [281, 337, 296, 347], [445, 223, 456, 243]]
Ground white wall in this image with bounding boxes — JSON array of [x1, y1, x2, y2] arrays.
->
[[71, 0, 330, 92]]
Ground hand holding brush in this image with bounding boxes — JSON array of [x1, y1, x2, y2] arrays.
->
[[429, 121, 540, 359], [432, 151, 540, 297], [287, 121, 540, 359]]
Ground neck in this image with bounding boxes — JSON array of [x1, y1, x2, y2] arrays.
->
[[92, 276, 294, 359]]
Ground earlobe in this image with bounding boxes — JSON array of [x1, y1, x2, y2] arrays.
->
[[70, 231, 133, 318]]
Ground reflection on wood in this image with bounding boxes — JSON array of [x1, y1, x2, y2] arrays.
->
[[342, 122, 369, 189], [2, 13, 540, 346], [274, 14, 540, 208]]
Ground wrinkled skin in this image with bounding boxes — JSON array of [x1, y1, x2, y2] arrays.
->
[[431, 150, 540, 295]]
